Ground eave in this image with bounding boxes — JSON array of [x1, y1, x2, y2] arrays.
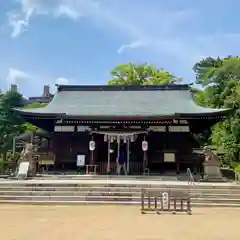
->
[[14, 110, 231, 121]]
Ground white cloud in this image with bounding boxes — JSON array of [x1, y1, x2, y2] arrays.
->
[[8, 1, 34, 38], [5, 0, 240, 85], [6, 68, 30, 84], [6, 0, 215, 62], [117, 40, 145, 55], [8, 13, 29, 38], [8, 0, 193, 42], [55, 77, 69, 85], [4, 67, 72, 96], [8, 0, 99, 38], [8, 0, 201, 63], [54, 5, 81, 20], [50, 77, 70, 93]]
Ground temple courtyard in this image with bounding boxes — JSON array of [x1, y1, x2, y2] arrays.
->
[[0, 205, 239, 240]]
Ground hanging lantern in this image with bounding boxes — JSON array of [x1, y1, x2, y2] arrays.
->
[[89, 140, 96, 151], [142, 140, 148, 151], [110, 136, 114, 143], [123, 135, 127, 143]]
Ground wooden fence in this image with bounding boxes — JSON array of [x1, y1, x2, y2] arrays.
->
[[140, 188, 192, 215]]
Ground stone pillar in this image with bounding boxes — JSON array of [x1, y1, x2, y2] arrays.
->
[[21, 143, 36, 177]]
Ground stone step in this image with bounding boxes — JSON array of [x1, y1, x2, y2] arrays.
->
[[1, 186, 240, 194], [1, 199, 240, 207], [0, 182, 239, 189], [36, 175, 180, 180], [38, 173, 200, 178], [0, 195, 239, 204], [3, 183, 238, 188], [0, 190, 240, 199], [0, 181, 239, 190]]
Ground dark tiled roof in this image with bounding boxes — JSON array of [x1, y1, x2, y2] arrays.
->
[[15, 84, 231, 118]]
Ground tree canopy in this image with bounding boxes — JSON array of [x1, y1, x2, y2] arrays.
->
[[108, 63, 182, 85], [193, 56, 240, 165], [24, 102, 47, 109], [0, 91, 25, 163]]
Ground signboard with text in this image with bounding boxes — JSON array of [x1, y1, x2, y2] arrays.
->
[[18, 162, 30, 178], [76, 155, 85, 167]]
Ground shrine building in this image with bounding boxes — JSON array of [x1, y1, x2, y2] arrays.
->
[[14, 84, 231, 175]]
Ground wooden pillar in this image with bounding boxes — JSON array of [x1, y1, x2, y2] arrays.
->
[[107, 136, 110, 173], [117, 135, 120, 159], [126, 137, 130, 173], [116, 135, 120, 175], [193, 158, 197, 177], [176, 160, 180, 175], [165, 126, 169, 149], [163, 127, 170, 173]]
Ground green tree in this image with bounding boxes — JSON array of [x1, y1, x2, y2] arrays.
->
[[193, 56, 233, 86], [0, 91, 25, 165], [0, 94, 48, 171], [24, 102, 47, 109], [108, 63, 182, 85], [193, 56, 239, 108], [193, 57, 240, 164]]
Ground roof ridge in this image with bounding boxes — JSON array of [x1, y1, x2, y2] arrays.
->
[[57, 84, 190, 92]]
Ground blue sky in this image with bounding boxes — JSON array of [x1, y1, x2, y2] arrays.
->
[[0, 0, 240, 96]]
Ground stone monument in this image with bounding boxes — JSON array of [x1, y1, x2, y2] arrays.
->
[[19, 143, 36, 177], [203, 146, 224, 182]]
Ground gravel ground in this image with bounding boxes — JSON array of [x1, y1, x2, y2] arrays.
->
[[0, 205, 239, 240]]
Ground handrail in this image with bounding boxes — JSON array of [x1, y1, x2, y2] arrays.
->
[[186, 168, 195, 186], [234, 170, 240, 183]]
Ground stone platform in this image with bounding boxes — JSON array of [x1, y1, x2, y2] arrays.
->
[[0, 176, 239, 207]]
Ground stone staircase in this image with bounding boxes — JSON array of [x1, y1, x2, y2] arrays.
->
[[0, 179, 240, 207]]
